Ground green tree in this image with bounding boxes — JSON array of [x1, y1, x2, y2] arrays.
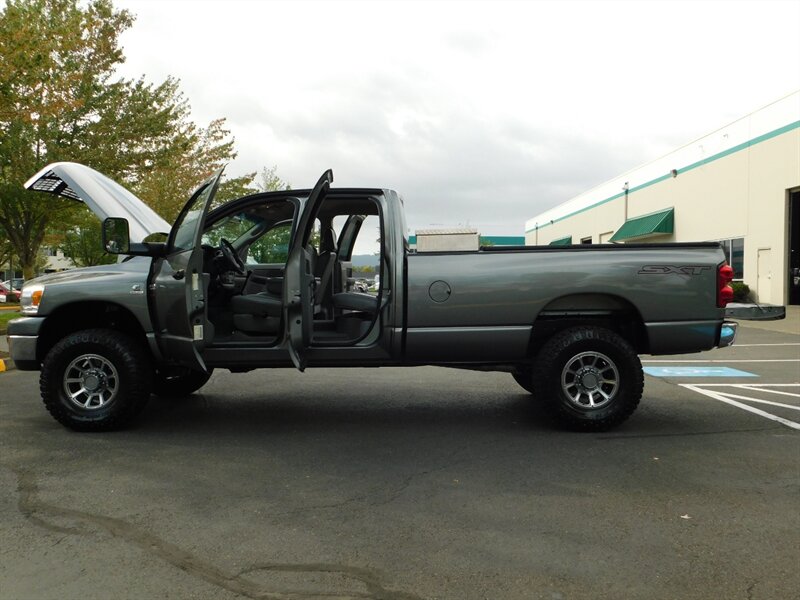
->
[[0, 0, 238, 277], [213, 164, 290, 206], [56, 209, 116, 268], [0, 227, 13, 273], [215, 172, 258, 205], [257, 165, 291, 193]]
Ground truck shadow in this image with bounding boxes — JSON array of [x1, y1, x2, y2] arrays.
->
[[137, 391, 553, 436], [132, 366, 560, 437]]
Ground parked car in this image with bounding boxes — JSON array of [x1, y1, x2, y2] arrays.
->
[[0, 282, 21, 301], [4, 278, 25, 290], [9, 162, 783, 432], [352, 279, 369, 293]]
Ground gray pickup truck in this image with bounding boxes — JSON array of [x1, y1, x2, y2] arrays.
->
[[9, 162, 775, 432]]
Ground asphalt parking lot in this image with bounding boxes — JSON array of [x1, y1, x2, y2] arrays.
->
[[1, 320, 798, 600]]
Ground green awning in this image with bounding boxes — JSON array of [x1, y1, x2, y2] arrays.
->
[[609, 208, 674, 242], [549, 235, 572, 246]]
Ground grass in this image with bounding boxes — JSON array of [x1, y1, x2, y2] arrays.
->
[[0, 307, 22, 334]]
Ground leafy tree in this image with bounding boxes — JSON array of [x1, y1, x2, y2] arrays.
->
[[258, 165, 291, 193], [353, 265, 376, 276], [0, 0, 237, 277], [250, 223, 292, 264], [0, 227, 12, 273], [214, 172, 258, 205], [132, 113, 239, 221], [56, 209, 116, 268], [213, 165, 290, 206]]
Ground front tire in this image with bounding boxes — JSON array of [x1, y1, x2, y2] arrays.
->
[[533, 326, 643, 431], [40, 329, 152, 432]]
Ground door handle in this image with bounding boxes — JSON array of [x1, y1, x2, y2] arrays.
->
[[173, 269, 185, 280]]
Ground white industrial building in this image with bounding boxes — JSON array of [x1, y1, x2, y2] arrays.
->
[[525, 91, 800, 306]]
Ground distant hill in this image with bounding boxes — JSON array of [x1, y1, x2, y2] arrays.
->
[[350, 254, 380, 267]]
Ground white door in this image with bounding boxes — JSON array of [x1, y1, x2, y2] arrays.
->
[[757, 248, 772, 303]]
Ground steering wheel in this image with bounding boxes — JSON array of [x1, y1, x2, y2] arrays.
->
[[218, 238, 246, 274]]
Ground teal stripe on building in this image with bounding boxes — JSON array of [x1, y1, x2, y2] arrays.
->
[[525, 120, 800, 234]]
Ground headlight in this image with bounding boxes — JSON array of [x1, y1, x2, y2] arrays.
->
[[20, 283, 45, 315]]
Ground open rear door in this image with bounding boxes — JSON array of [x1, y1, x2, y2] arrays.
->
[[283, 169, 333, 371], [150, 169, 224, 372]]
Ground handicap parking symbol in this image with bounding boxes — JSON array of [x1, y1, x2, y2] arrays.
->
[[643, 366, 758, 378]]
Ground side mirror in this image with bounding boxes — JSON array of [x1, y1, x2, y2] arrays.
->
[[102, 217, 131, 254]]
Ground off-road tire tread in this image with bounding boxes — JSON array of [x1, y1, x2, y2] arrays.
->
[[40, 328, 152, 432], [533, 326, 643, 432]]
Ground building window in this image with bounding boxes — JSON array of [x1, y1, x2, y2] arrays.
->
[[580, 236, 592, 244], [719, 237, 744, 280]]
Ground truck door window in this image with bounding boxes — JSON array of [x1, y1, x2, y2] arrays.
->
[[202, 213, 260, 248], [247, 222, 293, 265], [171, 182, 216, 252]]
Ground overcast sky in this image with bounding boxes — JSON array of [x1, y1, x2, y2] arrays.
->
[[114, 0, 800, 237]]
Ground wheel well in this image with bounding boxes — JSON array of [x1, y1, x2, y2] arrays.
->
[[37, 302, 149, 363], [529, 294, 649, 355]]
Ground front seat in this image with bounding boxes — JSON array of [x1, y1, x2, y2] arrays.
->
[[230, 292, 282, 333], [231, 245, 318, 334]]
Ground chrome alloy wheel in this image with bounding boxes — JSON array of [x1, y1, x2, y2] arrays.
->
[[560, 351, 619, 409], [63, 354, 120, 410]]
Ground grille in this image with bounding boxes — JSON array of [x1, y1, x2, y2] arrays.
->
[[30, 170, 80, 201]]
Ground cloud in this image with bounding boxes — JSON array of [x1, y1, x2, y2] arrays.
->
[[113, 0, 800, 238]]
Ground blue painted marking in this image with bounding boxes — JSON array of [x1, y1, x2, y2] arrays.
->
[[643, 366, 757, 378]]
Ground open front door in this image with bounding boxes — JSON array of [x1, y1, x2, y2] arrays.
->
[[150, 169, 225, 372], [283, 169, 333, 371]]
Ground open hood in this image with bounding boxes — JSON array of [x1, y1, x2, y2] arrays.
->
[[24, 162, 170, 242]]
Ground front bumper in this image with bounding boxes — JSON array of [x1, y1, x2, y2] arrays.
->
[[7, 317, 45, 371], [8, 335, 39, 369]]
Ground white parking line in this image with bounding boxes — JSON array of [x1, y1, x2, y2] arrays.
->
[[681, 384, 800, 431], [693, 384, 800, 387], [699, 391, 800, 411], [737, 385, 800, 398], [732, 343, 800, 347], [643, 359, 799, 363]]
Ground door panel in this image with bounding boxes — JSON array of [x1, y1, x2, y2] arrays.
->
[[151, 170, 224, 371], [283, 170, 333, 370]]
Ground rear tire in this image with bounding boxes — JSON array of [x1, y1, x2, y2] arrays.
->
[[40, 329, 152, 432], [152, 368, 212, 397], [533, 326, 643, 431]]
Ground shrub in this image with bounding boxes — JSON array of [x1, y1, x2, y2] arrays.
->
[[731, 282, 751, 302]]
